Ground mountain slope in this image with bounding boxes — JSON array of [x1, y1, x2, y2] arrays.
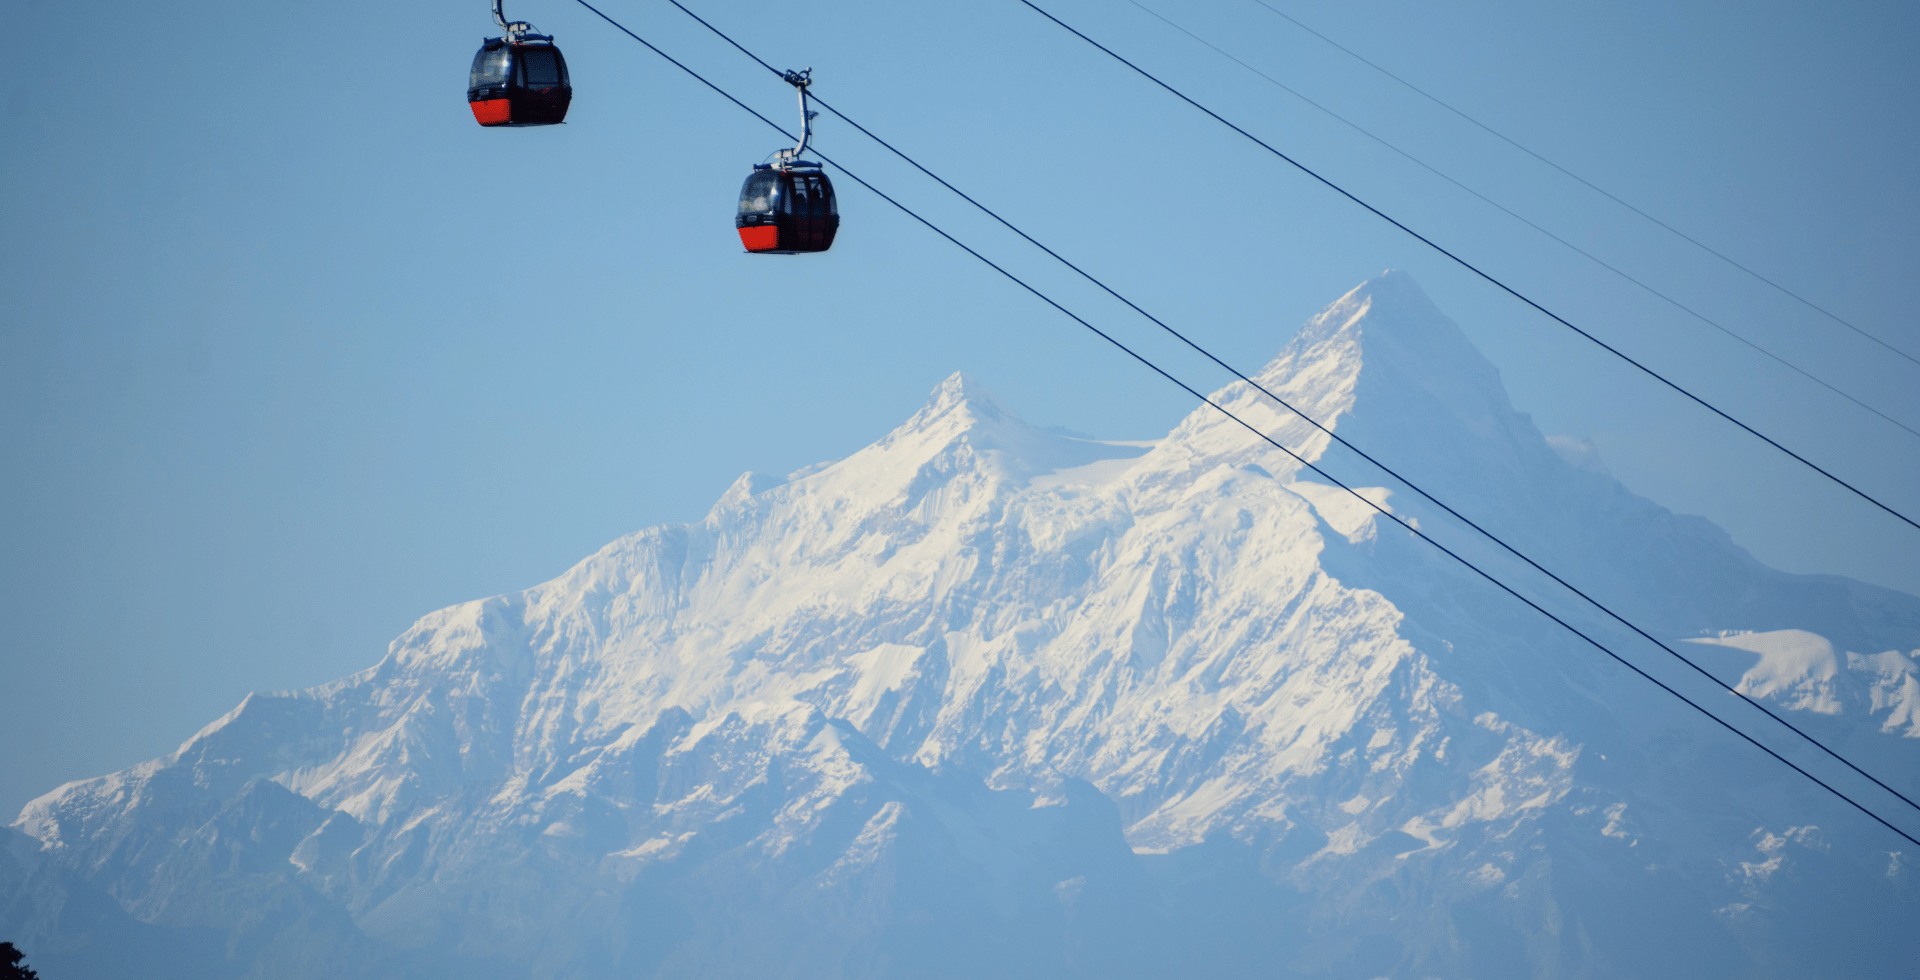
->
[[9, 272, 1919, 978]]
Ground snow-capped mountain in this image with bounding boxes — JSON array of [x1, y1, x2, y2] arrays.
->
[[7, 273, 1917, 978]]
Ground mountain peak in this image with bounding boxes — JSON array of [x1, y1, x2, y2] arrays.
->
[[914, 371, 1012, 426], [838, 370, 1145, 496], [1264, 270, 1507, 409], [1155, 271, 1530, 482], [1304, 273, 1576, 497]]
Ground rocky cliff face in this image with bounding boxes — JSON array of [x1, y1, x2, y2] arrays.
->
[[8, 273, 1918, 978]]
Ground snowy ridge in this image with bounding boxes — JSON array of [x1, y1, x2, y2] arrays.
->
[[1687, 629, 1920, 733], [8, 273, 1919, 979]]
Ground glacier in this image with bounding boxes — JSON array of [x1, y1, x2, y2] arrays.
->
[[5, 271, 1918, 978]]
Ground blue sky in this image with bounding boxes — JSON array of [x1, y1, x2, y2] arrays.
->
[[3, 0, 1916, 816]]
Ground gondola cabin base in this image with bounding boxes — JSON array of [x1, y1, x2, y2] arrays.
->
[[738, 226, 780, 251], [470, 99, 513, 126]]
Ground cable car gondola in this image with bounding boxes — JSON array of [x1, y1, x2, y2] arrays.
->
[[736, 70, 839, 254], [468, 0, 571, 127]]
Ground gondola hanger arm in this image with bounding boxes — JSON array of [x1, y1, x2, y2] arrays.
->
[[775, 68, 816, 167], [492, 0, 537, 40]]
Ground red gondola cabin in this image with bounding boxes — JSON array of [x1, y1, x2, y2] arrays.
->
[[468, 37, 571, 127], [736, 164, 839, 253]]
